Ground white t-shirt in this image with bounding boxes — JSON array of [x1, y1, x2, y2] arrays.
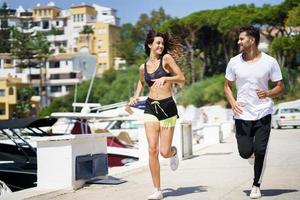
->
[[225, 52, 282, 120]]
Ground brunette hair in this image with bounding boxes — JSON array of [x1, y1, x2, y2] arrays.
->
[[239, 25, 260, 46], [144, 29, 183, 61]]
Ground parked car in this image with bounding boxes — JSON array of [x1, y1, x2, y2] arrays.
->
[[272, 107, 300, 129]]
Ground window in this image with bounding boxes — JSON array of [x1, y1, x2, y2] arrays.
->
[[97, 29, 106, 34], [281, 108, 300, 113], [30, 74, 40, 80], [50, 74, 60, 79], [97, 40, 103, 48], [98, 51, 107, 58], [70, 73, 76, 79], [50, 86, 62, 93], [56, 21, 59, 26], [98, 63, 107, 68], [5, 59, 11, 64], [0, 89, 5, 96], [0, 108, 5, 115], [8, 87, 14, 95], [50, 61, 60, 68], [42, 20, 49, 29], [33, 87, 39, 95], [66, 85, 73, 91]]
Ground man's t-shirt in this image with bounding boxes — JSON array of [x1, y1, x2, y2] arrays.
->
[[225, 52, 282, 120]]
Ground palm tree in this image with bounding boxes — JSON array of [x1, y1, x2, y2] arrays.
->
[[80, 25, 94, 53], [0, 2, 10, 53], [10, 27, 35, 83], [30, 32, 54, 108]]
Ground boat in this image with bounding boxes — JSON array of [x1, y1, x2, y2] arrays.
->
[[0, 116, 139, 192], [0, 118, 58, 191]]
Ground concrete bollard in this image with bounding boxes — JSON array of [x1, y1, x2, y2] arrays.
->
[[221, 121, 234, 139], [33, 133, 111, 190], [202, 124, 221, 145]]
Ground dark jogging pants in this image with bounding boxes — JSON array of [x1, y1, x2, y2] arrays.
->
[[235, 114, 271, 187]]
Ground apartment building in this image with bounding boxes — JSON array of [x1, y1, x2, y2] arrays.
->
[[67, 4, 121, 73], [0, 76, 27, 120], [1, 2, 121, 73], [0, 2, 122, 110], [0, 52, 96, 105]]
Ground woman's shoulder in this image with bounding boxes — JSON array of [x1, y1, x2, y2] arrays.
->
[[139, 63, 145, 70], [162, 53, 173, 60], [162, 53, 175, 64]]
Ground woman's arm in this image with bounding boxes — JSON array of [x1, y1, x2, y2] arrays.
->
[[128, 64, 145, 106], [151, 54, 185, 88]]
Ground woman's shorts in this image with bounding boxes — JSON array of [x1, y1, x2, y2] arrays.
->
[[144, 96, 179, 127]]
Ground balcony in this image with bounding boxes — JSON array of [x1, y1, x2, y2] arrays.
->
[[47, 35, 67, 42]]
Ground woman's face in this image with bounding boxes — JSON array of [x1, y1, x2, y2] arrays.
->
[[149, 36, 164, 55]]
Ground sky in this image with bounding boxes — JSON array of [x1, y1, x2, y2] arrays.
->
[[5, 0, 285, 25]]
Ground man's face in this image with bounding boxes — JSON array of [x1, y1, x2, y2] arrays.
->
[[237, 32, 255, 53]]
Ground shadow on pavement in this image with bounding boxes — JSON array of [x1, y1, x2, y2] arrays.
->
[[162, 185, 208, 198], [244, 189, 298, 197]]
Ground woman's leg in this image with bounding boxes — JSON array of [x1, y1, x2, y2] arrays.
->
[[159, 126, 175, 158], [145, 121, 161, 189]]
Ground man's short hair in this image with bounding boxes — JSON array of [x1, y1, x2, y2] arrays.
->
[[240, 25, 260, 46]]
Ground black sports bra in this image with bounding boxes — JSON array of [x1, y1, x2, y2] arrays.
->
[[144, 57, 172, 87]]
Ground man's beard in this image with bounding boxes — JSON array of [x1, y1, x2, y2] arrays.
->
[[239, 46, 244, 53]]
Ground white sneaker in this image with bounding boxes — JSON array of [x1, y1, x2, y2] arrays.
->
[[170, 146, 179, 171], [248, 154, 255, 165], [250, 186, 261, 199], [147, 188, 163, 200]]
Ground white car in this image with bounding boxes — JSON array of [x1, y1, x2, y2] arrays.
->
[[272, 107, 300, 129]]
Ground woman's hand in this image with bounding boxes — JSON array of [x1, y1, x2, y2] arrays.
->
[[151, 77, 166, 88], [128, 96, 139, 106]]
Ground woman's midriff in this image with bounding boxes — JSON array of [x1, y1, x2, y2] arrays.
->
[[148, 83, 172, 100]]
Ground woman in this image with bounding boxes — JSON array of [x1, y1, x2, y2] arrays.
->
[[128, 29, 185, 200]]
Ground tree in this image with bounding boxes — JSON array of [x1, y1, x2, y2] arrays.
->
[[115, 23, 141, 65], [16, 87, 35, 118], [285, 4, 300, 27], [10, 27, 36, 84], [269, 34, 300, 88], [80, 25, 94, 53], [115, 7, 172, 66], [29, 32, 54, 107], [0, 2, 10, 53]]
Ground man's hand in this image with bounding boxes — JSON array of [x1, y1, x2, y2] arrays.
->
[[256, 89, 269, 99], [231, 101, 243, 116]]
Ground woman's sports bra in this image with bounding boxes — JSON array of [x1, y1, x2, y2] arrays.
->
[[144, 57, 172, 87]]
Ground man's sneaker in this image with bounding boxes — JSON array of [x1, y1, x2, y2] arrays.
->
[[170, 146, 179, 171], [147, 188, 163, 200], [248, 154, 255, 165], [250, 186, 261, 199]]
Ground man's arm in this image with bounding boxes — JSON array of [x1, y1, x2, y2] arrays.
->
[[224, 79, 243, 116], [256, 80, 284, 99]]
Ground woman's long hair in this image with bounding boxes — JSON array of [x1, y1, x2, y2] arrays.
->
[[144, 29, 183, 61]]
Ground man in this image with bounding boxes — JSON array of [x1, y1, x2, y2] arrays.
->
[[224, 25, 284, 199]]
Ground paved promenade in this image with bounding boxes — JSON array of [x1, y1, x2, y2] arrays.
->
[[6, 128, 300, 200]]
